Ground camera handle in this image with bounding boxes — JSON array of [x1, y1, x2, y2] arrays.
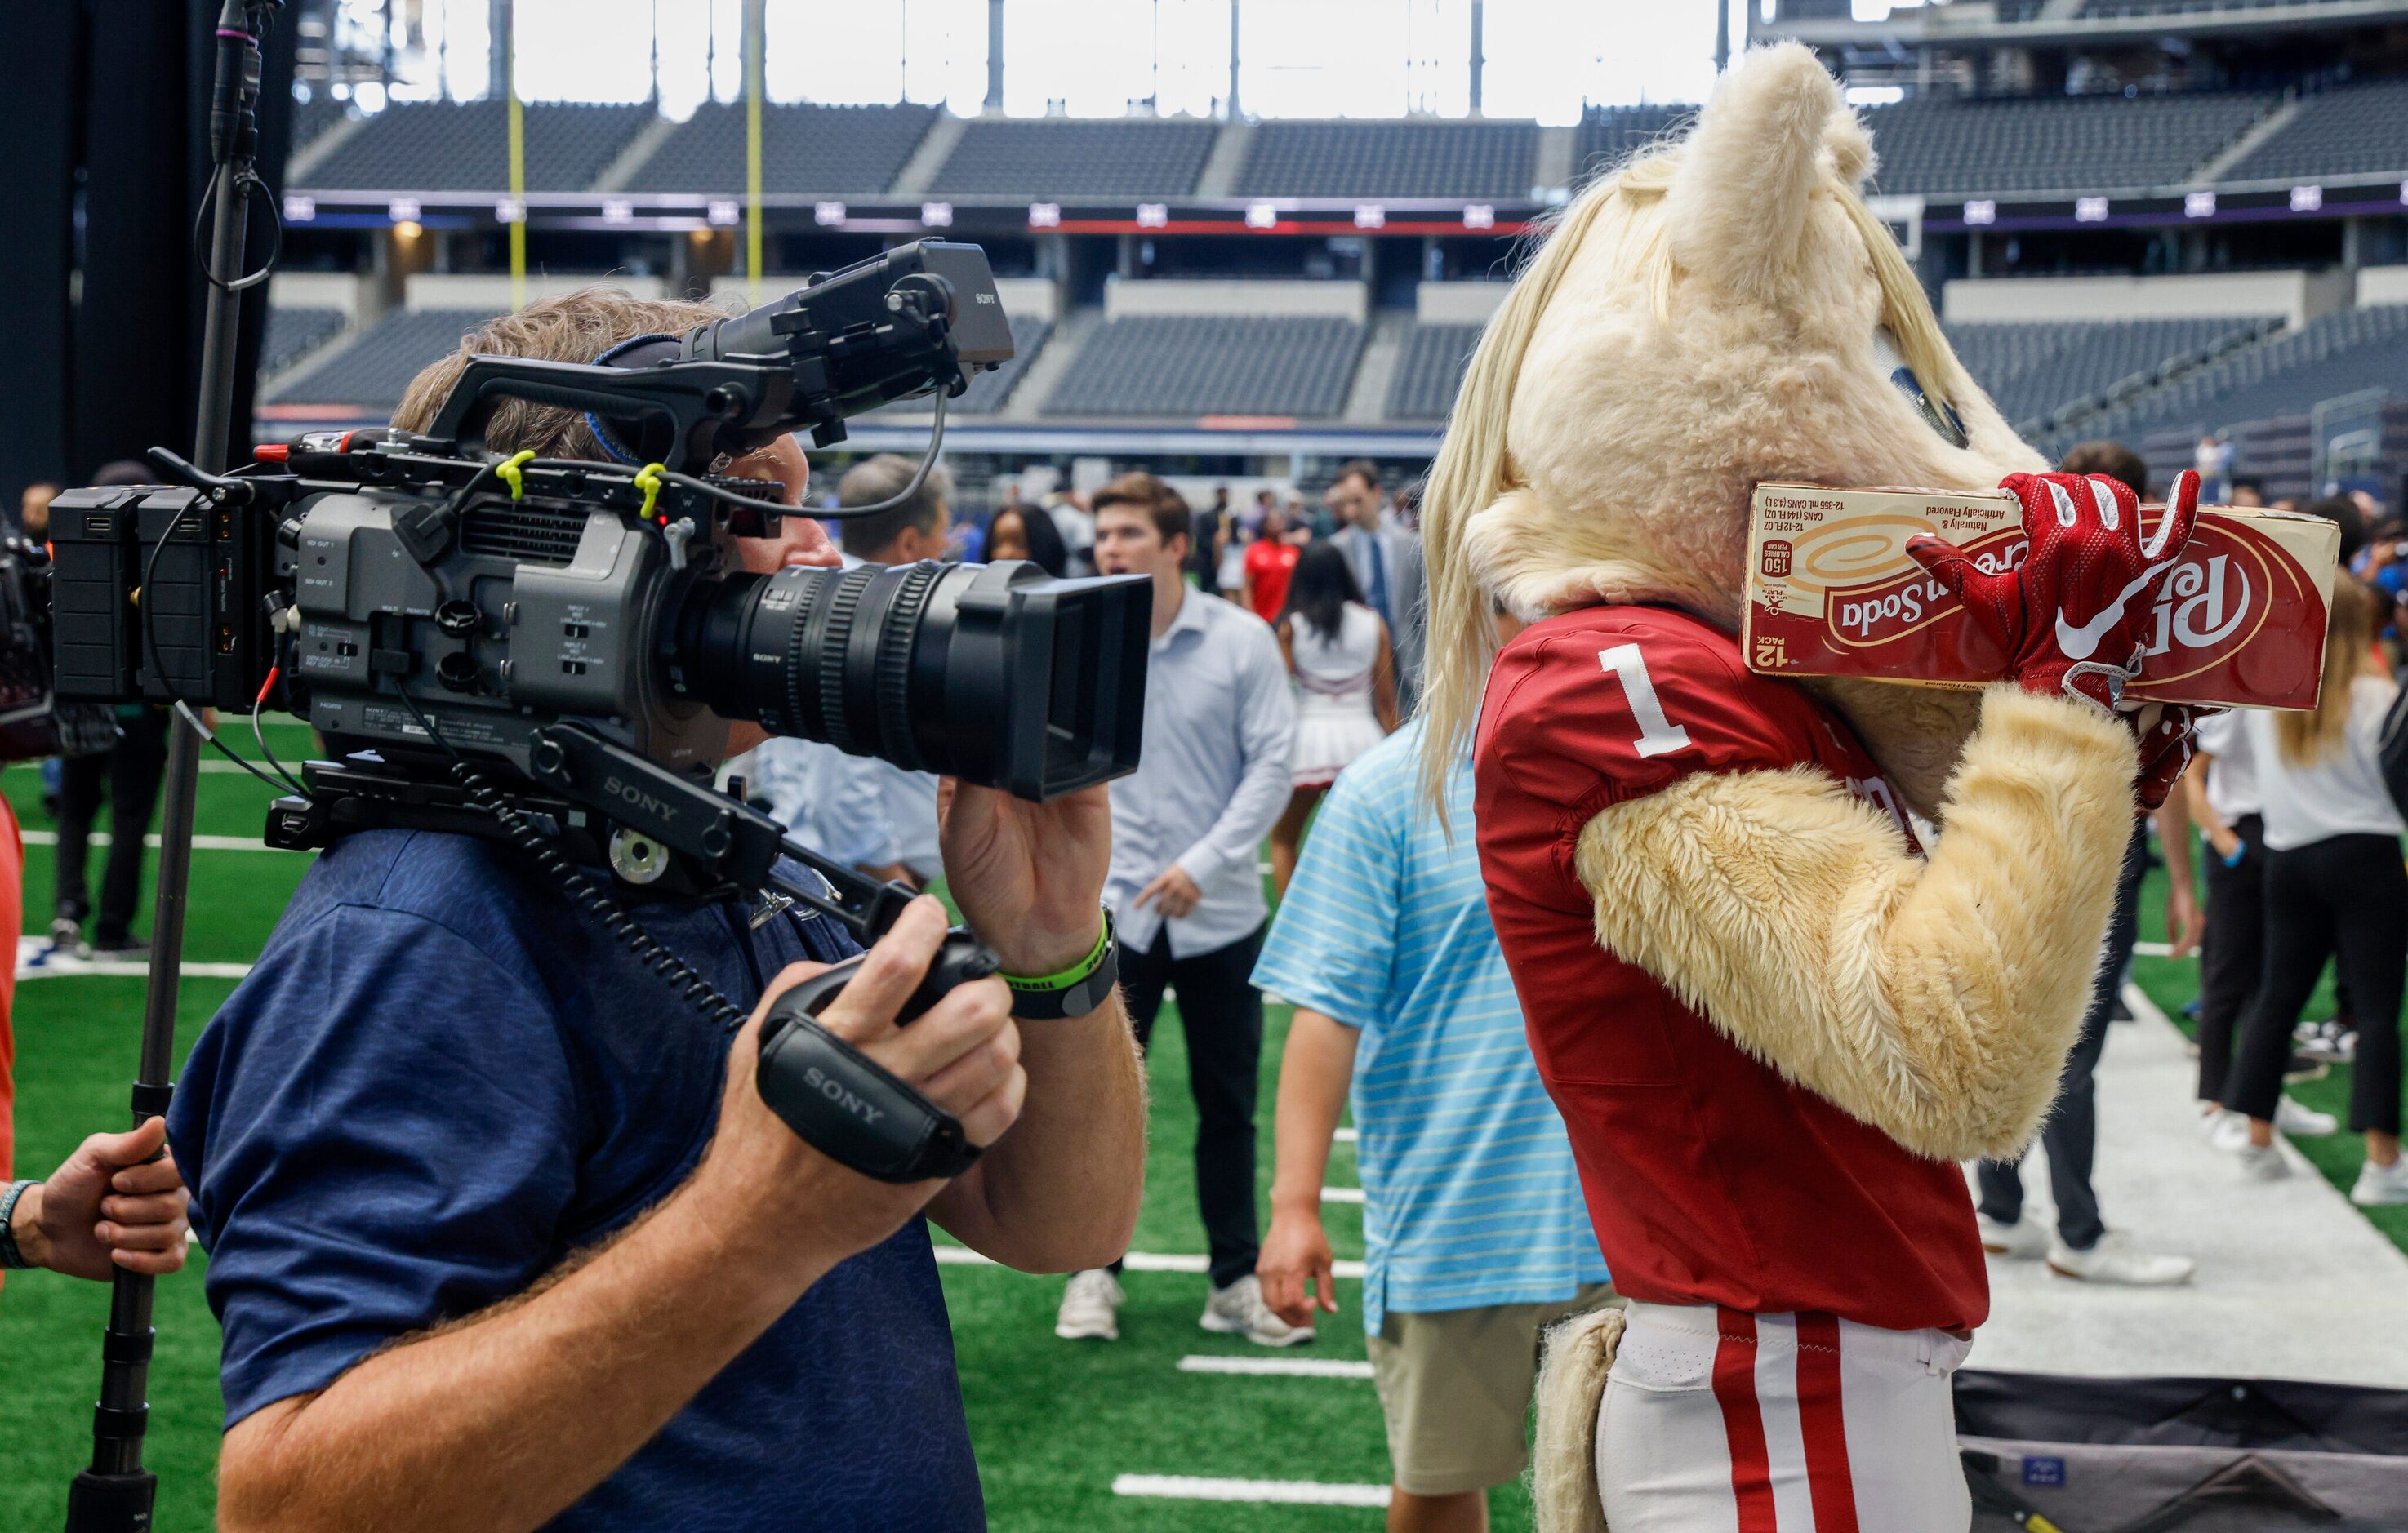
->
[[752, 935, 1000, 1184], [427, 354, 802, 477]]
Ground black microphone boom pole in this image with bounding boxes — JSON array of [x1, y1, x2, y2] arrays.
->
[[65, 4, 281, 1528]]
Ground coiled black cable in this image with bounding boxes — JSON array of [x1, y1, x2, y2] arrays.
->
[[448, 762, 751, 1032], [394, 689, 752, 1033]]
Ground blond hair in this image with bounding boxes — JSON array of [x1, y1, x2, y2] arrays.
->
[[2276, 574, 2382, 768], [392, 287, 732, 460], [1413, 148, 1959, 811]]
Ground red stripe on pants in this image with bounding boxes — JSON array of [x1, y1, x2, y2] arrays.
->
[[1711, 1307, 1779, 1533], [1796, 1312, 1862, 1533]]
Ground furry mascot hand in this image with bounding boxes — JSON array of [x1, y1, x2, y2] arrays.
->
[[1907, 469, 2202, 711]]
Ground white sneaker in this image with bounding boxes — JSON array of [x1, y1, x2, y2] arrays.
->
[[2208, 1111, 2254, 1153], [2234, 1140, 2292, 1182], [1199, 1274, 1312, 1347], [1976, 1213, 2048, 1260], [1055, 1269, 1124, 1341], [2046, 1232, 2196, 1286], [2275, 1097, 2339, 1138], [2351, 1158, 2408, 1207]]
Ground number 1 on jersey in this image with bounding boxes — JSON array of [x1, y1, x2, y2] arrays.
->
[[1598, 643, 1693, 758]]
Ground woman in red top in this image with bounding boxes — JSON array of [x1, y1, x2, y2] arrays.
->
[[1240, 501, 1301, 623]]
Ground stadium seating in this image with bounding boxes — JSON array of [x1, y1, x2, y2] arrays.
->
[[1573, 104, 1694, 184], [1232, 121, 1538, 199], [1946, 315, 2271, 427], [1042, 314, 1364, 418], [1862, 91, 2274, 194], [928, 118, 1217, 198], [260, 307, 349, 379], [298, 101, 654, 192], [2224, 78, 2408, 182], [265, 309, 489, 412], [954, 316, 1050, 413], [290, 96, 350, 158], [1386, 322, 1483, 420], [2081, 303, 2408, 440], [622, 102, 936, 195]]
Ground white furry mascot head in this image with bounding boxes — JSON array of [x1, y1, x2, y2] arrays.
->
[[1420, 42, 2046, 815]]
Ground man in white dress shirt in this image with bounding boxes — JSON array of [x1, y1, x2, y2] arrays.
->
[[1054, 473, 1302, 1348]]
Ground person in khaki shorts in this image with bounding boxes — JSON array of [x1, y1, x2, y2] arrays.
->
[[1254, 700, 1611, 1533]]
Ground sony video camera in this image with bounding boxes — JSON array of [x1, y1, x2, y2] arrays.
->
[[44, 239, 1151, 902]]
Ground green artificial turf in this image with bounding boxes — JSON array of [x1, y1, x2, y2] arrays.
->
[[1, 749, 2401, 1531]]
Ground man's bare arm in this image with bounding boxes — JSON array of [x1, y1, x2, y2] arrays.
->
[[928, 990, 1147, 1272], [219, 902, 1024, 1533]]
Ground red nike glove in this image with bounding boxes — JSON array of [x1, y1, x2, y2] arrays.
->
[[1906, 469, 2202, 710], [2133, 703, 2198, 812]]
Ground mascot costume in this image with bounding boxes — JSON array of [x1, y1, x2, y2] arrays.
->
[[1416, 44, 2201, 1533]]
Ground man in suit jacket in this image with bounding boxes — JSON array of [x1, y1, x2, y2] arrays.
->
[[1324, 460, 1424, 700]]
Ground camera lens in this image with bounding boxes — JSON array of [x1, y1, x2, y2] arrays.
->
[[661, 558, 1152, 802]]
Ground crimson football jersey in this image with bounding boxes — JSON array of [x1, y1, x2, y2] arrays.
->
[[1474, 604, 1987, 1334]]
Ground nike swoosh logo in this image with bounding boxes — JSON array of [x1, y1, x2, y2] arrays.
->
[[2054, 558, 2178, 660]]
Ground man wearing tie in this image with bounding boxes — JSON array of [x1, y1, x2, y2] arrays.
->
[[1325, 461, 1424, 702]]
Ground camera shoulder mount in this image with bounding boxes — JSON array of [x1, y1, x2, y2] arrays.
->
[[269, 723, 999, 1184]]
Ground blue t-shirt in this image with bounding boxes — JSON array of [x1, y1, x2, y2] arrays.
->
[[167, 829, 984, 1531]]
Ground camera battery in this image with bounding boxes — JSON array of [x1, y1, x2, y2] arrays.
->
[[47, 487, 142, 701]]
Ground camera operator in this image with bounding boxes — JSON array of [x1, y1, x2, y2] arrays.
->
[[163, 290, 1146, 1533]]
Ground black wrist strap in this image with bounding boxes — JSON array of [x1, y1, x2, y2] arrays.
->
[[756, 1016, 980, 1184], [751, 934, 996, 1184]]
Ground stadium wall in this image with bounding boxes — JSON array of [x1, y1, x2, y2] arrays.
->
[[1102, 278, 1368, 322], [1416, 282, 1507, 323], [1942, 271, 2350, 330], [403, 272, 670, 310], [2354, 266, 2408, 306]]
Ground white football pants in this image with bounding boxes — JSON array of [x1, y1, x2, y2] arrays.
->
[[1596, 1301, 1974, 1533]]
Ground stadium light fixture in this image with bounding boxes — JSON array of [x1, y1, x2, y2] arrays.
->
[[389, 196, 422, 224], [708, 198, 741, 227], [1463, 204, 1495, 229], [816, 201, 848, 226], [1354, 205, 1386, 229], [1962, 199, 1996, 226], [2290, 184, 2324, 212], [2075, 197, 2109, 223], [1245, 202, 1278, 229], [1029, 202, 1062, 228], [1137, 203, 1170, 228], [922, 202, 955, 229], [2185, 191, 2216, 219]]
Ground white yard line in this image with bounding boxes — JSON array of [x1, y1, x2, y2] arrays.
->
[[20, 830, 283, 851], [1112, 1475, 1390, 1508], [932, 1245, 1364, 1280], [1333, 1127, 1357, 1144], [2132, 941, 2191, 959], [1177, 1355, 1373, 1380], [1320, 1187, 1364, 1204]]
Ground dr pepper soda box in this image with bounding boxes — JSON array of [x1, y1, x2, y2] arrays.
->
[[1743, 484, 2340, 709]]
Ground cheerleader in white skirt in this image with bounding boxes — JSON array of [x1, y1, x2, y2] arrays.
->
[[1270, 541, 1399, 896]]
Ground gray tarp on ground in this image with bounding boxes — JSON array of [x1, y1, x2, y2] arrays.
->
[[1957, 1369, 2408, 1531]]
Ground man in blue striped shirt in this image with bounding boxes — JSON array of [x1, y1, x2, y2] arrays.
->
[[1255, 709, 1611, 1533]]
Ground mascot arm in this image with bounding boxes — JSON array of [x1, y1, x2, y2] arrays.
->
[[1571, 684, 2138, 1162]]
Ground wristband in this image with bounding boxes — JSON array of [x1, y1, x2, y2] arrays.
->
[[2222, 840, 2246, 868], [1001, 909, 1119, 1020], [0, 1180, 40, 1270]]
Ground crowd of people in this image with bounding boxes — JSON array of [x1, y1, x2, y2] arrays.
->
[[6, 288, 2408, 1531]]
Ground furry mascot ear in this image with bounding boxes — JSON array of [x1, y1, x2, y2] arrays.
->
[[1530, 1306, 1627, 1533], [1662, 42, 1856, 309]]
